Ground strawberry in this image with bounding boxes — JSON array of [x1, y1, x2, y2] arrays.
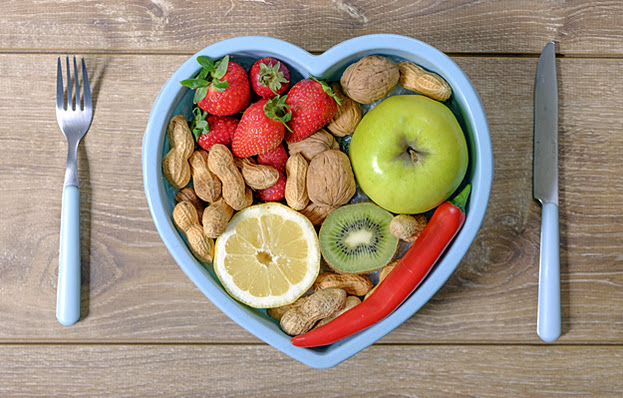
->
[[231, 96, 291, 158], [195, 112, 239, 151], [256, 142, 288, 170], [284, 77, 341, 143], [180, 55, 250, 116], [250, 57, 291, 98], [256, 144, 288, 202]]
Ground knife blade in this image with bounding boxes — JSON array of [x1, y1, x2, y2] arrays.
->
[[533, 41, 560, 343]]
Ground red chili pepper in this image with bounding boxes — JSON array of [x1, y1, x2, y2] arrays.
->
[[291, 185, 471, 348]]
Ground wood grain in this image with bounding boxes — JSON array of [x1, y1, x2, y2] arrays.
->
[[1, 344, 622, 396], [1, 0, 623, 55], [1, 54, 622, 346], [2, 2, 623, 392]]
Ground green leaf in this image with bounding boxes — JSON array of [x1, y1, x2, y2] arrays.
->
[[180, 78, 209, 89], [194, 86, 208, 103], [197, 68, 209, 80], [197, 56, 215, 71], [259, 61, 289, 94], [192, 121, 208, 140], [213, 55, 230, 80], [450, 184, 471, 213], [310, 76, 342, 106], [264, 94, 292, 131], [211, 79, 229, 93], [190, 107, 209, 139]]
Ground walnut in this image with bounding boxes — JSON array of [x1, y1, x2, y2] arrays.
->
[[326, 82, 362, 137], [286, 129, 340, 161], [306, 149, 356, 207], [340, 55, 399, 104], [299, 202, 336, 226]]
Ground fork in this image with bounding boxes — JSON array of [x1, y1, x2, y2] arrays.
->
[[56, 56, 92, 326]]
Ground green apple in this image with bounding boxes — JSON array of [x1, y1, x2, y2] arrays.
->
[[349, 95, 468, 214]]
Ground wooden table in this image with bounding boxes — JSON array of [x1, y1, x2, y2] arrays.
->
[[1, 1, 622, 396]]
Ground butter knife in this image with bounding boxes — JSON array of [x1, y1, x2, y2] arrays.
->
[[533, 41, 560, 342]]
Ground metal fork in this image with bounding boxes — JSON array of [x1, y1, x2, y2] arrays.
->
[[56, 56, 92, 326]]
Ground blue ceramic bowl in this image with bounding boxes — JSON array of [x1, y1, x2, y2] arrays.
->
[[142, 34, 493, 368]]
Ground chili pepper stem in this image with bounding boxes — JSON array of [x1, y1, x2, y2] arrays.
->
[[450, 184, 471, 213], [450, 184, 472, 213]]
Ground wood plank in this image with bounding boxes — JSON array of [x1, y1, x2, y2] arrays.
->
[[0, 344, 621, 396], [1, 54, 622, 343], [1, 1, 623, 55]]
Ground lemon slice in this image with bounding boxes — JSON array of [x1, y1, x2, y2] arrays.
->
[[213, 203, 320, 308]]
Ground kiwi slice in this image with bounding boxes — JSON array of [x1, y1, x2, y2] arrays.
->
[[319, 202, 399, 273]]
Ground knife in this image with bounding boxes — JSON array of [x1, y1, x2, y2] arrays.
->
[[533, 41, 560, 342]]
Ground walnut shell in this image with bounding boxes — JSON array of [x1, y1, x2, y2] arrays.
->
[[299, 202, 336, 226], [340, 55, 399, 104], [286, 129, 340, 161], [306, 149, 356, 207], [326, 82, 362, 137]]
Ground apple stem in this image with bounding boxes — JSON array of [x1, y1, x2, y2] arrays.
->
[[407, 147, 419, 163]]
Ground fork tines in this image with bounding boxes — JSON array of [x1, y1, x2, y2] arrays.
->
[[56, 56, 92, 112]]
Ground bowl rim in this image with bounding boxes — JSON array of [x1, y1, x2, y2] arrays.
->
[[142, 34, 493, 369]]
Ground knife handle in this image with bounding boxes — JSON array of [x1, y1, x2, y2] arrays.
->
[[537, 201, 561, 342]]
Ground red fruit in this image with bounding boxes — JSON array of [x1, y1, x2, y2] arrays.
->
[[256, 144, 288, 202], [256, 143, 288, 171], [196, 115, 238, 151], [181, 56, 250, 116], [250, 57, 291, 98], [231, 96, 291, 158], [285, 78, 340, 143], [256, 173, 286, 202]]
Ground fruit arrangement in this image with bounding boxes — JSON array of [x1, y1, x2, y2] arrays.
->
[[164, 54, 469, 346]]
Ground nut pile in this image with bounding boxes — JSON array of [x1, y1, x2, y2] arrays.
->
[[165, 54, 453, 334]]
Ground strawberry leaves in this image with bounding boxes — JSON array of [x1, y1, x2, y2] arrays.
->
[[259, 61, 289, 95], [190, 107, 209, 140], [180, 55, 231, 103], [263, 95, 292, 131], [310, 76, 342, 106], [263, 96, 287, 120]]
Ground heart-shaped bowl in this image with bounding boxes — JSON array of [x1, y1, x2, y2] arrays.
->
[[142, 34, 493, 368]]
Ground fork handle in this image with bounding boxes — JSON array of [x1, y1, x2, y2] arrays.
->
[[57, 184, 81, 326]]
